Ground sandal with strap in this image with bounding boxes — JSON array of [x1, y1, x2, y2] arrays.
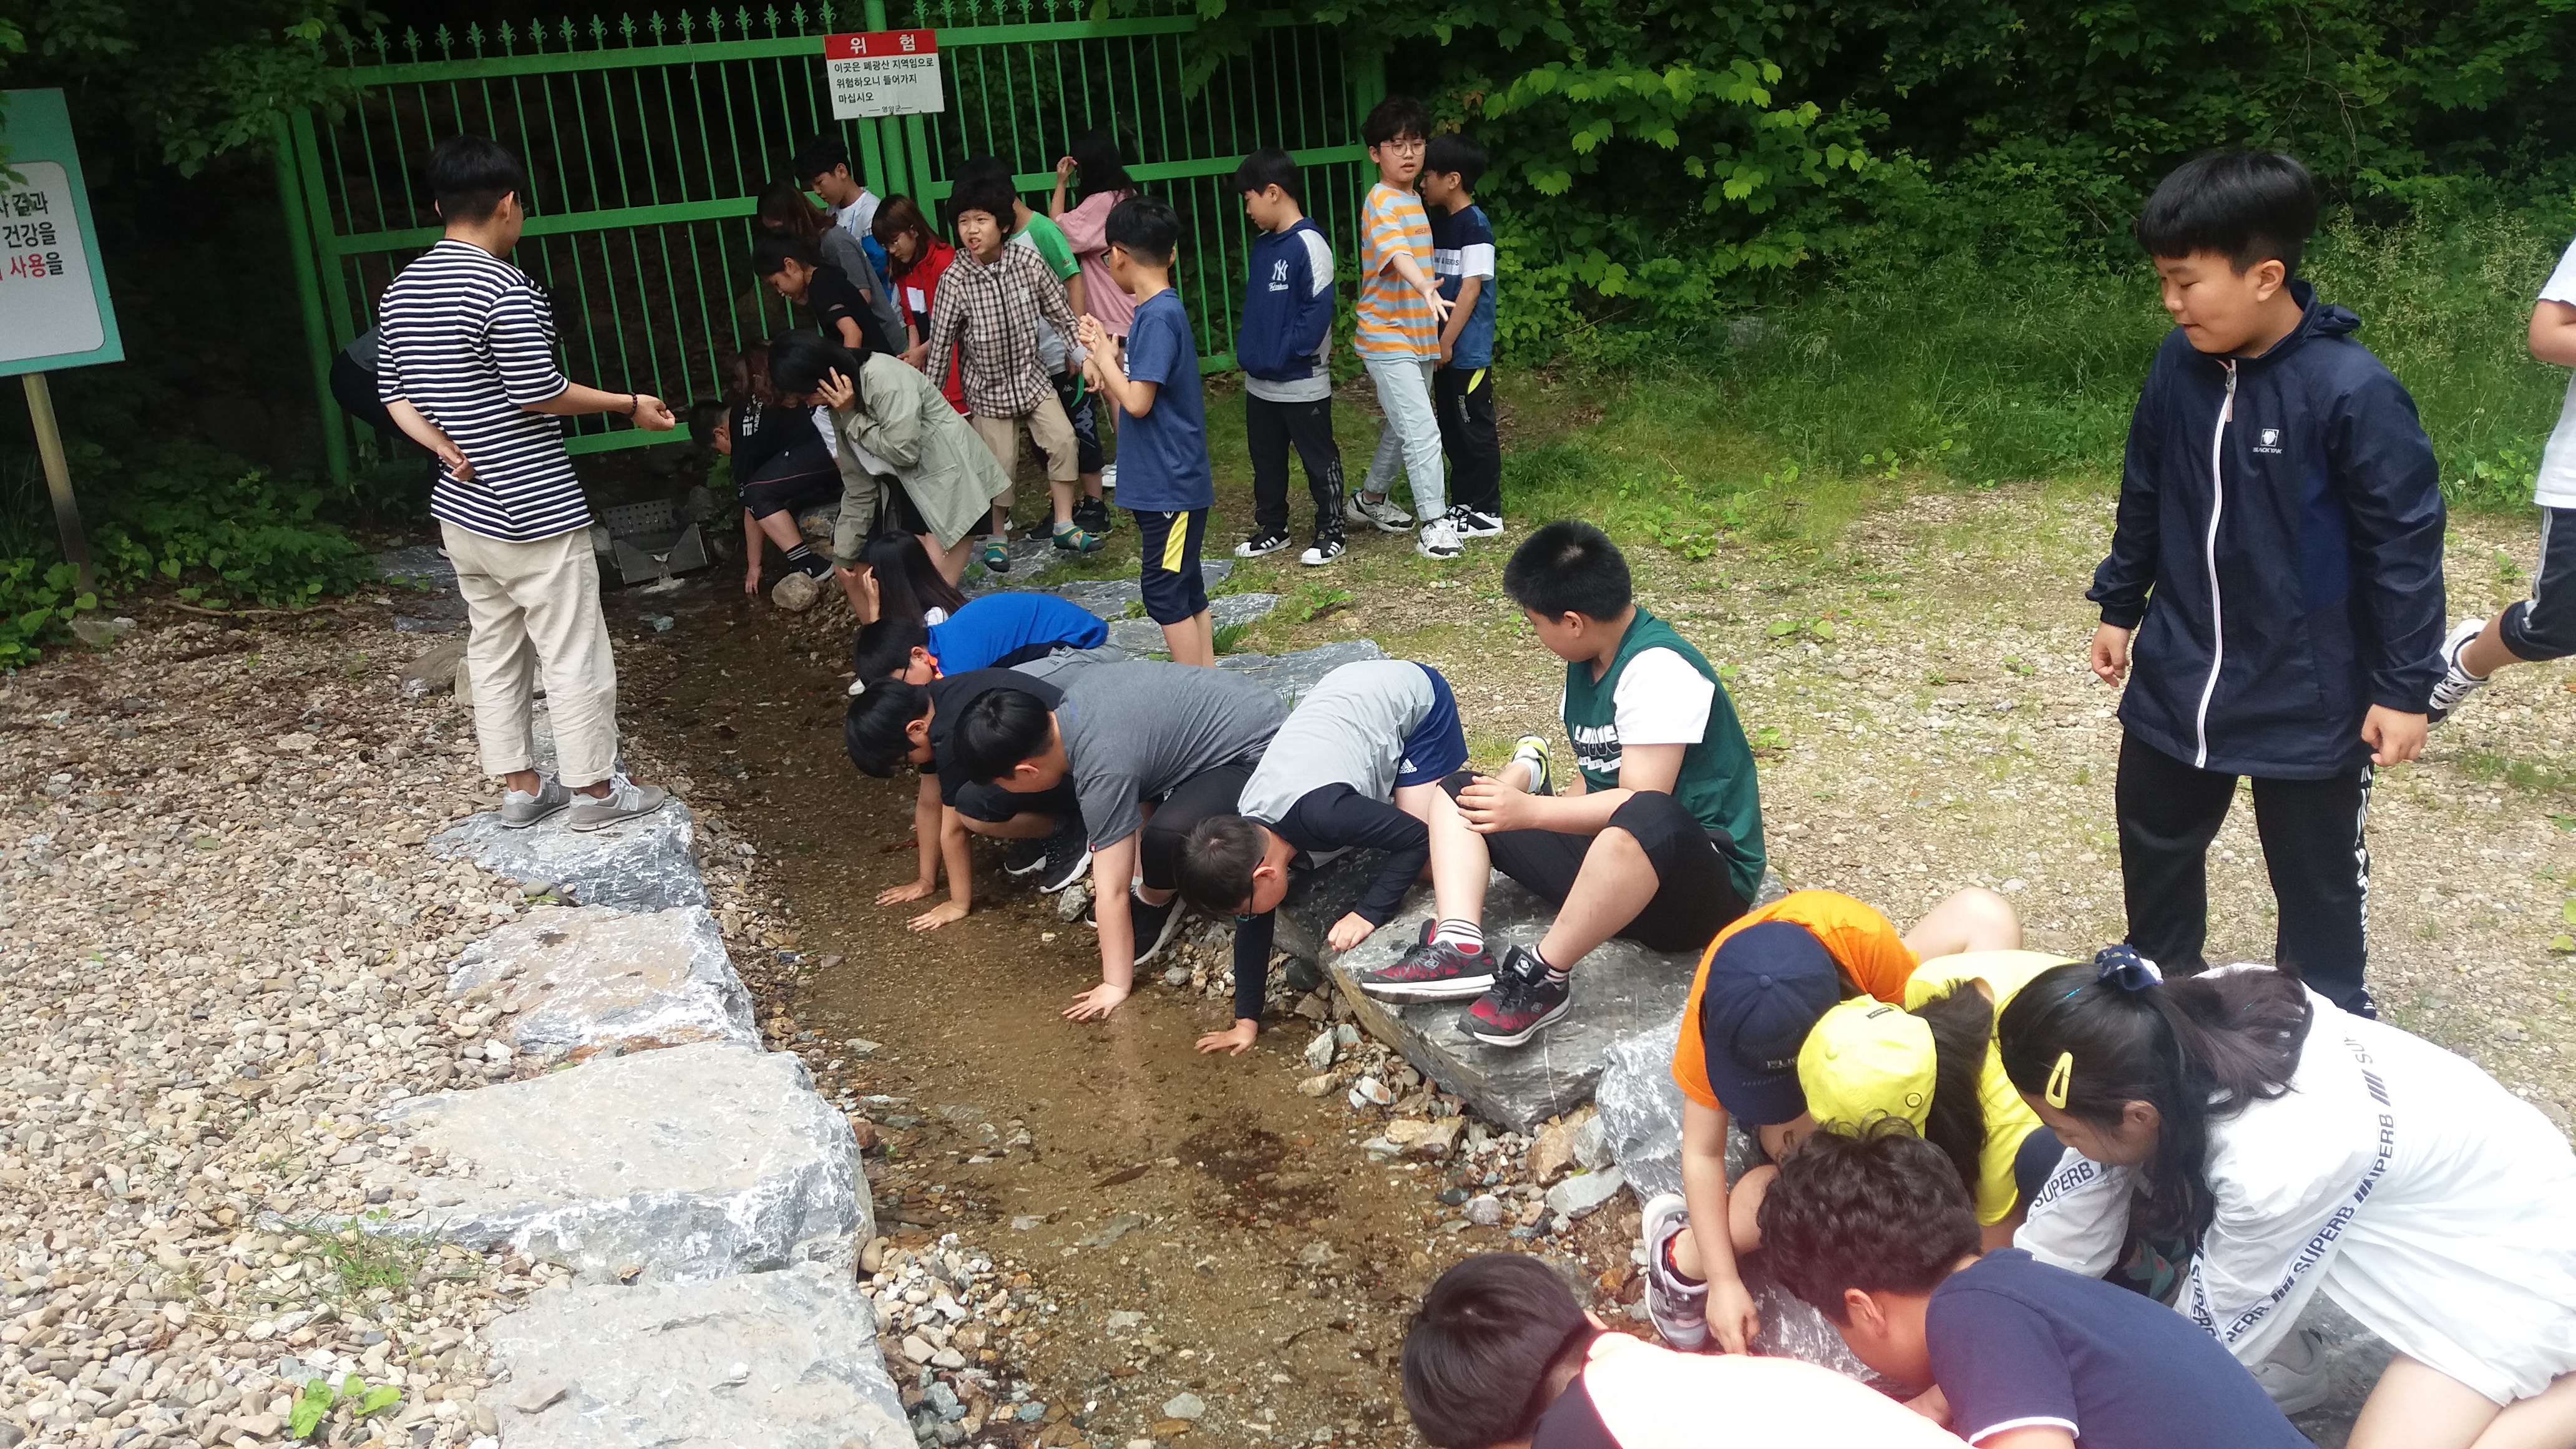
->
[[982, 537, 1011, 573], [1052, 524, 1106, 555]]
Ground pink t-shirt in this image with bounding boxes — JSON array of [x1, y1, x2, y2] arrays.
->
[[1057, 189, 1138, 338]]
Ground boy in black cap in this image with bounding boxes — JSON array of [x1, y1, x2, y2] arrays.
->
[[1637, 887, 2019, 1355]]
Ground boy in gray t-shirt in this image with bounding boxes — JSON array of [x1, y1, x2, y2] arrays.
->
[[947, 661, 1287, 1022], [1173, 660, 1469, 1055]]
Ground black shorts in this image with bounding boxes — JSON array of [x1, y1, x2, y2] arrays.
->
[[2501, 506, 2576, 661], [739, 442, 841, 520], [1440, 777, 1751, 954], [954, 776, 1079, 827], [1131, 507, 1210, 625], [1137, 763, 1251, 893], [1053, 374, 1105, 477]]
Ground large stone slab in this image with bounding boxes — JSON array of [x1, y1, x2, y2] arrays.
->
[[484, 1262, 910, 1449], [376, 1040, 865, 1281], [447, 905, 757, 1058], [1108, 593, 1281, 654], [1217, 638, 1388, 703], [432, 799, 706, 911], [1040, 560, 1234, 617]]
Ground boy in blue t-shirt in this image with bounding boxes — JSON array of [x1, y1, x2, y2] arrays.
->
[[1759, 1125, 2313, 1449], [849, 590, 1112, 685], [1078, 193, 1217, 666], [1422, 134, 1501, 540]]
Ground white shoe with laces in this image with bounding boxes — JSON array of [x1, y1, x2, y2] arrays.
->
[[1639, 1193, 1710, 1352], [2427, 616, 2489, 722], [1415, 516, 1463, 560]]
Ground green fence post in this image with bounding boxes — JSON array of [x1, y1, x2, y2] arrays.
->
[[275, 113, 351, 490], [1349, 44, 1385, 114]]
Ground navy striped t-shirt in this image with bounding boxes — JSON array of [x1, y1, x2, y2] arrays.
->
[[376, 240, 588, 541]]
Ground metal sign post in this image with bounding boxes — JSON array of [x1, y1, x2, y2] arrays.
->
[[2, 88, 126, 595]]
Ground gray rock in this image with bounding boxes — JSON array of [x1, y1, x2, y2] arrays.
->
[[1161, 1392, 1206, 1422], [1303, 1032, 1337, 1071], [1596, 1018, 1689, 1200], [1543, 1167, 1627, 1221], [482, 1262, 909, 1449], [376, 544, 458, 584], [375, 1040, 865, 1280], [1040, 562, 1235, 618], [1055, 882, 1091, 922], [1104, 592, 1280, 658], [433, 800, 706, 911], [1571, 1113, 1612, 1171], [1216, 639, 1388, 705], [1161, 965, 1191, 987], [69, 616, 135, 648], [446, 905, 758, 1057], [1077, 1212, 1148, 1247], [400, 637, 467, 700], [1465, 1194, 1505, 1227]]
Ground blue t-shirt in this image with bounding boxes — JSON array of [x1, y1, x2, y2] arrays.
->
[[1115, 288, 1214, 512], [1428, 202, 1497, 371], [926, 592, 1108, 674], [1926, 1250, 2311, 1449]]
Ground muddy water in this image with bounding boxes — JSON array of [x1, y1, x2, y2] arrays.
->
[[631, 589, 1487, 1448]]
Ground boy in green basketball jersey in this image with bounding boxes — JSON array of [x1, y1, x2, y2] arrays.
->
[[1350, 520, 1767, 1045]]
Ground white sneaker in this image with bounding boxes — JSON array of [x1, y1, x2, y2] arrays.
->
[[2427, 617, 2489, 722], [1347, 491, 1414, 534], [565, 774, 672, 832], [1299, 535, 1345, 567], [2250, 1329, 2332, 1417], [1100, 462, 1118, 492], [1449, 505, 1505, 539], [1639, 1193, 1710, 1352], [1416, 516, 1463, 560]]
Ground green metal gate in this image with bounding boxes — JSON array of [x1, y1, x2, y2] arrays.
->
[[277, 0, 1383, 485]]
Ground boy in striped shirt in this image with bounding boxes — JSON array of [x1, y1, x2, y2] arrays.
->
[[376, 134, 676, 833], [1349, 95, 1460, 561]]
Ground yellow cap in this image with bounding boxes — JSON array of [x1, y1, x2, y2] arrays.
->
[[1797, 997, 1936, 1131]]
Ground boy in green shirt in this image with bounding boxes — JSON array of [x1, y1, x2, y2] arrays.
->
[[1350, 520, 1767, 1045]]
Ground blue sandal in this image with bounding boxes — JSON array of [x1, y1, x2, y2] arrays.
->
[[982, 537, 1011, 573]]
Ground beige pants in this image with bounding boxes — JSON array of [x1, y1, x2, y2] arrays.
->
[[969, 391, 1078, 517], [441, 522, 620, 788]]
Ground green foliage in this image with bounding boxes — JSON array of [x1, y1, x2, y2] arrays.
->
[[1212, 621, 1254, 655], [1279, 581, 1355, 625], [288, 1374, 401, 1440], [0, 441, 373, 664]]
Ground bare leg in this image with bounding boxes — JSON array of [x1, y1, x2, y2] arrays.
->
[[959, 811, 1056, 841], [2472, 1371, 2576, 1449], [1425, 784, 1493, 927], [2352, 1356, 2509, 1449], [1534, 826, 1659, 972], [1050, 479, 1078, 532], [1392, 781, 1442, 824], [1901, 887, 2024, 960], [1160, 608, 1214, 667], [2461, 615, 2522, 679], [755, 510, 806, 553], [923, 531, 974, 586], [1725, 1163, 1777, 1255]]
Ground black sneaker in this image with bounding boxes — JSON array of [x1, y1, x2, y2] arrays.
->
[[792, 552, 836, 579], [1350, 921, 1496, 1002], [1461, 945, 1571, 1046], [1234, 528, 1292, 559], [1033, 821, 1093, 894], [1002, 836, 1049, 877], [1095, 889, 1189, 965], [1073, 496, 1114, 535], [1300, 534, 1345, 567]]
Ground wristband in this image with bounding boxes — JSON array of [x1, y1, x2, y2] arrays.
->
[[625, 393, 640, 419]]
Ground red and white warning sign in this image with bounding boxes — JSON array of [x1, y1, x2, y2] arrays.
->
[[824, 30, 944, 119]]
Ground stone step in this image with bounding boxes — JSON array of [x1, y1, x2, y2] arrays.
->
[[485, 1263, 911, 1449], [432, 799, 706, 912], [1215, 638, 1387, 703], [446, 905, 757, 1060], [1107, 593, 1279, 654], [371, 1040, 866, 1281]]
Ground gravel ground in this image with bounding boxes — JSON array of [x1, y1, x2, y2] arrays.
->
[[0, 603, 818, 1449]]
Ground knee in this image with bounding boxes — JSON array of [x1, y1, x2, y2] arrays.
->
[[1943, 886, 2024, 950]]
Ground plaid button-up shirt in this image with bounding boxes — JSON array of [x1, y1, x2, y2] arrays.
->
[[923, 242, 1082, 417]]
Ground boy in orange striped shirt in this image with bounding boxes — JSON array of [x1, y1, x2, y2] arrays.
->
[[1350, 95, 1461, 560]]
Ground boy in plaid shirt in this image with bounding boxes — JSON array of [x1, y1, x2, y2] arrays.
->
[[926, 173, 1104, 570]]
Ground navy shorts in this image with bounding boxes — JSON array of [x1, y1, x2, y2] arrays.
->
[[1395, 663, 1468, 787], [1132, 507, 1210, 625], [739, 444, 841, 519], [2501, 506, 2576, 662]]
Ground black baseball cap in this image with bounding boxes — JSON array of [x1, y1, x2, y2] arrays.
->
[[1697, 920, 1843, 1125]]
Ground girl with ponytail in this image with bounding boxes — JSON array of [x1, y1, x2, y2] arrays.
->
[[768, 331, 1009, 612], [1999, 950, 2576, 1448]]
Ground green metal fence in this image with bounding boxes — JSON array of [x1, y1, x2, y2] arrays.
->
[[279, 0, 1383, 484]]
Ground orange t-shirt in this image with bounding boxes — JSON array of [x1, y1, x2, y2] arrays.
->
[[1669, 889, 1918, 1110]]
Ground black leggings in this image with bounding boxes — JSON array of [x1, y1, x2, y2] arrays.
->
[[1440, 776, 1750, 953], [1139, 763, 1252, 894]]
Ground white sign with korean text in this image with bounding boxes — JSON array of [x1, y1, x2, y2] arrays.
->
[[826, 30, 944, 119], [0, 162, 104, 365]]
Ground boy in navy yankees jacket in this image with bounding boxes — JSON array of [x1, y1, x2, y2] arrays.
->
[[1231, 147, 1348, 566], [2087, 149, 2445, 1018]]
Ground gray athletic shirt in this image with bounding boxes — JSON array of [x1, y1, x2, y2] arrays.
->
[[1236, 660, 1435, 824], [1056, 662, 1288, 850]]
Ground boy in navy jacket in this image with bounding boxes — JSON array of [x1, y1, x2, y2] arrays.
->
[[2087, 150, 2444, 1018], [1232, 147, 1348, 566]]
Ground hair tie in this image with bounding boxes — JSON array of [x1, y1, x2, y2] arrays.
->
[[2044, 1051, 2074, 1110], [2093, 944, 2163, 992]]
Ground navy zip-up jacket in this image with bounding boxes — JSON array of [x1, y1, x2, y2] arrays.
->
[[2089, 281, 2445, 779], [1236, 218, 1335, 384]]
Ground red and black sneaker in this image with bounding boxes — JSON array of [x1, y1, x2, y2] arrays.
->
[[1349, 922, 1496, 1002], [1461, 946, 1571, 1047]]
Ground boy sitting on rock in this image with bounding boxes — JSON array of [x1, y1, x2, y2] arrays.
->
[[950, 660, 1287, 1020], [1398, 1252, 1961, 1449], [1350, 520, 1765, 1048], [1170, 659, 1468, 1056]]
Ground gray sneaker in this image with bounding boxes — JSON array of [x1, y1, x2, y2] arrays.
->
[[1347, 491, 1415, 534], [1639, 1192, 1710, 1352], [566, 775, 672, 832], [500, 776, 573, 829]]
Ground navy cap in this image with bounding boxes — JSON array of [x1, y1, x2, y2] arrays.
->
[[1699, 920, 1844, 1125]]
